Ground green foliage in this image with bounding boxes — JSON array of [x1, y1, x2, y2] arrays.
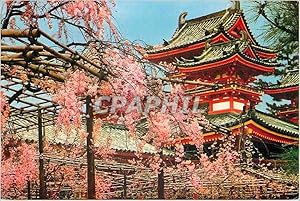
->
[[279, 147, 299, 174], [246, 1, 299, 113], [247, 1, 299, 69]]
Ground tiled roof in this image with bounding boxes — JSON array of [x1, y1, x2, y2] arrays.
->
[[207, 112, 240, 127], [250, 110, 299, 137], [147, 9, 240, 54], [190, 102, 298, 138], [204, 107, 298, 137], [100, 124, 173, 155], [176, 40, 278, 67], [16, 123, 174, 156], [15, 110, 297, 149], [251, 44, 277, 53], [145, 7, 276, 55], [268, 70, 299, 89]]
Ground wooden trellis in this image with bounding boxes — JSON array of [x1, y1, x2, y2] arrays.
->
[[21, 154, 298, 199], [1, 28, 223, 132]]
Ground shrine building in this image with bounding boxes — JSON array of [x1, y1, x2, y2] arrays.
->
[[145, 2, 299, 157]]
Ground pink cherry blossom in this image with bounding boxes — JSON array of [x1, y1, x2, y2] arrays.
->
[[53, 70, 98, 130], [1, 142, 38, 197], [0, 91, 10, 130]]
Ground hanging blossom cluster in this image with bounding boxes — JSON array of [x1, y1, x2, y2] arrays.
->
[[0, 91, 10, 130], [148, 154, 163, 175], [101, 47, 147, 134], [39, 140, 113, 199], [141, 84, 207, 150], [6, 0, 117, 39], [5, 1, 36, 27], [147, 112, 172, 149], [189, 140, 240, 188], [49, 0, 117, 38], [53, 70, 98, 130], [1, 142, 38, 198], [20, 2, 35, 26], [45, 164, 77, 199], [103, 47, 147, 99], [99, 46, 206, 153], [198, 149, 240, 180], [159, 61, 177, 71], [95, 175, 112, 199], [67, 0, 116, 37]]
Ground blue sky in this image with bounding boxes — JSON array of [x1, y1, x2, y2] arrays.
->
[[114, 0, 231, 45], [112, 0, 286, 112], [113, 0, 265, 45]]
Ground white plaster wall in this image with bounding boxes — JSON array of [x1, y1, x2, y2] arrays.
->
[[212, 101, 230, 111], [233, 101, 244, 111]]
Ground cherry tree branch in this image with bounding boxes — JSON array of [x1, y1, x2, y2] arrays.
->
[[35, 2, 69, 18], [2, 2, 26, 29]]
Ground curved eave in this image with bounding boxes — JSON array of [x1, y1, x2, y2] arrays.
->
[[145, 31, 235, 61], [227, 14, 277, 57], [146, 9, 234, 56], [244, 45, 258, 59], [165, 119, 298, 147], [245, 121, 298, 145], [165, 9, 228, 47], [264, 85, 299, 95], [145, 11, 278, 62], [250, 111, 299, 137], [178, 53, 276, 73], [239, 52, 278, 68], [252, 44, 277, 54], [146, 33, 215, 56], [240, 13, 258, 45], [227, 14, 257, 45], [253, 49, 278, 59]]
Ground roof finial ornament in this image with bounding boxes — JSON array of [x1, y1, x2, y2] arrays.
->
[[178, 12, 188, 29], [231, 0, 240, 11], [205, 40, 211, 50], [240, 30, 248, 41]]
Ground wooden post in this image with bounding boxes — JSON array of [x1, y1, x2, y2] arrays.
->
[[158, 151, 164, 199], [123, 171, 127, 199], [27, 180, 31, 200], [38, 109, 47, 199], [86, 95, 96, 199]]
